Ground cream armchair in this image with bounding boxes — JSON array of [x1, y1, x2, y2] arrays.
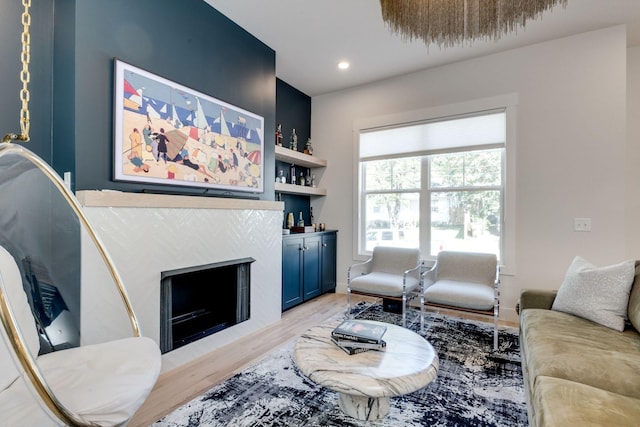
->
[[422, 251, 500, 350], [347, 246, 422, 327]]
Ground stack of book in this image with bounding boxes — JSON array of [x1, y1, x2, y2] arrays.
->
[[331, 320, 387, 355]]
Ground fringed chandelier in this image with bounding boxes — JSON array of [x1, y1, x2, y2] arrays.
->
[[380, 0, 568, 48]]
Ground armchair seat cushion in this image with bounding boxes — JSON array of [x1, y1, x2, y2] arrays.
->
[[349, 272, 420, 298], [37, 336, 161, 426], [424, 279, 495, 311]]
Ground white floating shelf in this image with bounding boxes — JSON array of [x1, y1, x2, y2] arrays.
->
[[275, 182, 327, 196], [275, 145, 327, 168]]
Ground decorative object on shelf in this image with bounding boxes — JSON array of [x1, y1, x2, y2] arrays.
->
[[297, 171, 305, 186], [297, 212, 305, 227], [286, 212, 294, 229], [290, 164, 296, 184], [290, 128, 298, 151], [305, 172, 312, 186], [291, 225, 315, 233], [310, 207, 315, 227], [379, 0, 567, 48], [318, 223, 326, 231], [274, 146, 327, 196], [275, 123, 283, 146], [277, 169, 286, 183], [304, 138, 313, 155], [113, 59, 265, 193]]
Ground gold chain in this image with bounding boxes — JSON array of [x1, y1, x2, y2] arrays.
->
[[2, 0, 31, 143]]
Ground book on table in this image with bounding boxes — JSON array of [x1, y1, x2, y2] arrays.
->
[[331, 337, 387, 355], [332, 339, 388, 355], [331, 320, 387, 344]]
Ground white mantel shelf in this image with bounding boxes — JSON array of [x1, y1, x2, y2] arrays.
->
[[76, 190, 284, 211]]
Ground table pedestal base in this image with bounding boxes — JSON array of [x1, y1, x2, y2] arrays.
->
[[338, 393, 390, 420]]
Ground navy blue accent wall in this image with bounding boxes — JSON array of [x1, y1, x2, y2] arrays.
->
[[275, 78, 313, 225], [0, 1, 54, 160], [276, 78, 311, 152], [53, 0, 276, 199]]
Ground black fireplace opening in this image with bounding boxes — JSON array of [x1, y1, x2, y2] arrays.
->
[[160, 257, 254, 353]]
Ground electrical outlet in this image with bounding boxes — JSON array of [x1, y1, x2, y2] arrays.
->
[[574, 218, 591, 232]]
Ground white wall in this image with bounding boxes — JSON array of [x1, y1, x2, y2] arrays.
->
[[626, 46, 640, 257], [311, 26, 630, 322]]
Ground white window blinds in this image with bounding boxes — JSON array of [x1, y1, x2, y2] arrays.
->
[[359, 109, 506, 160]]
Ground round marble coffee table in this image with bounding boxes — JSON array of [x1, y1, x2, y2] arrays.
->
[[293, 319, 438, 420]]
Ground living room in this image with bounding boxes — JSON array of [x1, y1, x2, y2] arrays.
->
[[1, 0, 640, 425]]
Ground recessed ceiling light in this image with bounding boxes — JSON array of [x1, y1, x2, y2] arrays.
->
[[338, 61, 350, 70]]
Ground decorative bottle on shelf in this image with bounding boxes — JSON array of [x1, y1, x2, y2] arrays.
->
[[277, 169, 285, 183], [275, 123, 283, 146], [286, 212, 294, 229], [290, 128, 298, 151], [305, 172, 311, 186], [290, 164, 296, 184], [310, 207, 315, 227], [311, 174, 316, 188], [298, 171, 305, 186], [297, 212, 304, 227], [304, 138, 313, 155]]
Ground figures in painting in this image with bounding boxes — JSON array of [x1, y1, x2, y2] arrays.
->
[[118, 64, 263, 191]]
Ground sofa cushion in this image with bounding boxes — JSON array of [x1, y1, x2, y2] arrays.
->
[[551, 256, 635, 331], [520, 308, 640, 399], [627, 261, 640, 333], [533, 376, 640, 427]]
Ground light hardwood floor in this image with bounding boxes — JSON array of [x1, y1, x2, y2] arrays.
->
[[130, 293, 516, 426]]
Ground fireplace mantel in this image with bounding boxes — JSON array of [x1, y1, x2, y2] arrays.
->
[[76, 190, 284, 211]]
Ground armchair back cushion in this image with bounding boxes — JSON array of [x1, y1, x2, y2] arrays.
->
[[0, 245, 40, 392], [434, 251, 497, 285], [370, 246, 421, 275]]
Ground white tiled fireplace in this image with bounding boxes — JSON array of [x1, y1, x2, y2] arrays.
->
[[77, 190, 283, 372]]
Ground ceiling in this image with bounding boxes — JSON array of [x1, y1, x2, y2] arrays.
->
[[205, 0, 640, 97]]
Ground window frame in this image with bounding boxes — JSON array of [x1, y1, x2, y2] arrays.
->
[[352, 95, 517, 274]]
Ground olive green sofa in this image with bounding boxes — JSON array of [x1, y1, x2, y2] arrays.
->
[[519, 261, 640, 427]]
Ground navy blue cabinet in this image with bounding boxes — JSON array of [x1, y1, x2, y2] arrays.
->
[[282, 237, 304, 310], [282, 231, 337, 311], [321, 232, 337, 294]]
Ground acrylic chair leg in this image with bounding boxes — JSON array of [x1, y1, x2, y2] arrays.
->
[[420, 294, 424, 333], [401, 298, 406, 328], [493, 304, 499, 351]]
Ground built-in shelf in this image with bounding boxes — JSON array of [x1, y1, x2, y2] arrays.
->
[[274, 182, 327, 196], [274, 145, 327, 168], [274, 146, 328, 196]]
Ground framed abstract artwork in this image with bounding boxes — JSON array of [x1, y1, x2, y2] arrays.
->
[[113, 59, 264, 193]]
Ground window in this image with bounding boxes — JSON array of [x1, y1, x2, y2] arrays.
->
[[358, 109, 506, 260]]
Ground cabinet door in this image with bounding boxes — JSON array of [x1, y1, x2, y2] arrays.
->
[[321, 233, 337, 293], [302, 236, 322, 301], [282, 237, 303, 310]]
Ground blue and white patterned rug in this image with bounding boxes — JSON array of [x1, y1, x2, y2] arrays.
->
[[154, 302, 526, 426]]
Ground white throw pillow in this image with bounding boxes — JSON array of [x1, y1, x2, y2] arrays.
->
[[552, 256, 635, 331]]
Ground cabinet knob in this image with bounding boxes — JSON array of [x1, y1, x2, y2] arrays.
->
[[322, 243, 327, 247]]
